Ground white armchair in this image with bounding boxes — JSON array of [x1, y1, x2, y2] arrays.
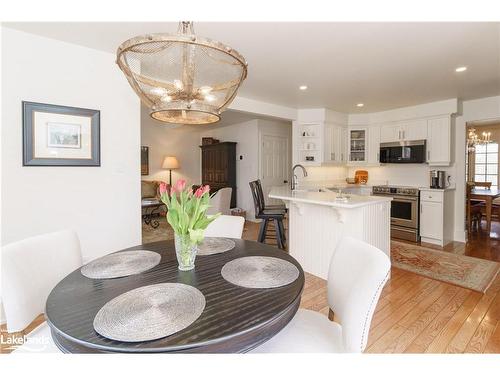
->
[[204, 215, 245, 239], [252, 236, 390, 353], [206, 187, 232, 216], [2, 230, 83, 353]]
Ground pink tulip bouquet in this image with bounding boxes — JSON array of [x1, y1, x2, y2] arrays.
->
[[159, 179, 219, 270]]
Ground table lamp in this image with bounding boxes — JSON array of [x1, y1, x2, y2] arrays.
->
[[162, 156, 180, 185]]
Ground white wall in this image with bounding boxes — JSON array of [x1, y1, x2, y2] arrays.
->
[[141, 106, 202, 186], [1, 28, 142, 260]]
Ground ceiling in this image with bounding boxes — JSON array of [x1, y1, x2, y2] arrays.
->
[[5, 22, 500, 113]]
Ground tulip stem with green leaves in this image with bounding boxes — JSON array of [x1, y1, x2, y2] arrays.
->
[[159, 180, 220, 245]]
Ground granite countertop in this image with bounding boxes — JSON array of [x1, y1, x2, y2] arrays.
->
[[268, 186, 392, 209]]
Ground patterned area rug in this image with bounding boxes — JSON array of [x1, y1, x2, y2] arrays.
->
[[391, 241, 500, 293]]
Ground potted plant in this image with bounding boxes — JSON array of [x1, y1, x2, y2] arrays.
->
[[159, 179, 219, 271]]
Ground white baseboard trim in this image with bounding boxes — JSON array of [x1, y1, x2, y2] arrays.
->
[[454, 230, 466, 243]]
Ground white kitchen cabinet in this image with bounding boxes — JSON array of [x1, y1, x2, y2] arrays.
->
[[427, 117, 451, 166], [368, 125, 381, 165], [324, 125, 334, 163], [347, 128, 368, 164], [420, 201, 443, 241], [324, 124, 346, 164], [380, 120, 427, 143], [380, 124, 401, 143], [419, 188, 454, 247], [340, 127, 348, 163], [403, 119, 427, 141], [295, 121, 348, 166]]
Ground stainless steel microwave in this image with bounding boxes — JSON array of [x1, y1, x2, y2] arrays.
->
[[379, 140, 426, 164]]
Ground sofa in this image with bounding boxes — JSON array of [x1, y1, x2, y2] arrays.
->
[[141, 180, 169, 215]]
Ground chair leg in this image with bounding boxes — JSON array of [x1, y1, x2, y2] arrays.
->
[[328, 309, 335, 322], [277, 218, 286, 246], [275, 219, 284, 249], [258, 219, 269, 243]]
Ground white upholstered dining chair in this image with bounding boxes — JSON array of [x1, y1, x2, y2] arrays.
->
[[252, 236, 390, 353], [204, 215, 245, 239], [206, 187, 232, 215], [1, 230, 83, 353]]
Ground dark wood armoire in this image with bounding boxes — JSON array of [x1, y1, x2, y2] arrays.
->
[[200, 142, 237, 208]]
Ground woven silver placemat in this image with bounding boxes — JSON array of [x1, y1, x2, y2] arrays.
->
[[197, 237, 235, 256], [81, 250, 161, 279], [93, 283, 206, 342], [221, 256, 300, 288]]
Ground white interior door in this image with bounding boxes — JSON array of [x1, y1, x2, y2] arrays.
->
[[260, 134, 289, 205]]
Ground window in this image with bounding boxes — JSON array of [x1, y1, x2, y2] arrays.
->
[[474, 142, 499, 188]]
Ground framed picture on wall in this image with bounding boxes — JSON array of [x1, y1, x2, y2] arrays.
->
[[141, 146, 149, 175], [22, 101, 100, 166]]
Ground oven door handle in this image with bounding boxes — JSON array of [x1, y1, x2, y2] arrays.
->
[[392, 197, 418, 202]]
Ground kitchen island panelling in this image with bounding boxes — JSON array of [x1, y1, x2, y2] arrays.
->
[[269, 186, 392, 279]]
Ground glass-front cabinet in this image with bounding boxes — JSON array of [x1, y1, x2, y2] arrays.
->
[[348, 128, 367, 163]]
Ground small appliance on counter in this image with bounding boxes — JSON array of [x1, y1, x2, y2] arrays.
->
[[430, 170, 447, 189]]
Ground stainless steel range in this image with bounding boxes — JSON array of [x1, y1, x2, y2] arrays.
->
[[372, 185, 420, 242]]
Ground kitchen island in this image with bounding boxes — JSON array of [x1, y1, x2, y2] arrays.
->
[[269, 186, 392, 279]]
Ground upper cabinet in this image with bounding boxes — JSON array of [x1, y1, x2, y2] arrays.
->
[[325, 124, 347, 164], [380, 120, 427, 143], [294, 111, 452, 167], [348, 128, 367, 164], [367, 125, 381, 165], [427, 117, 451, 166]]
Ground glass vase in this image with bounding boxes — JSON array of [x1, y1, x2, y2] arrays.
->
[[174, 233, 198, 271]]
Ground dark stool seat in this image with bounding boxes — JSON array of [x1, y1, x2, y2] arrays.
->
[[250, 180, 286, 249]]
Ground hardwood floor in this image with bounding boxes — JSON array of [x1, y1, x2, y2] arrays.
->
[[244, 220, 500, 353], [2, 219, 499, 354]]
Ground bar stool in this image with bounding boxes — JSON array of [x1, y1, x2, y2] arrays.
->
[[255, 179, 287, 212], [249, 180, 286, 249]]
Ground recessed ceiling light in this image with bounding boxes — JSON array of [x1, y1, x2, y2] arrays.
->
[[299, 85, 308, 90], [455, 66, 467, 72], [356, 103, 364, 107]]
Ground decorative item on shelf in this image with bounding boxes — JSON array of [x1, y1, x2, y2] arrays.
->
[[159, 180, 220, 271], [202, 137, 219, 145], [116, 21, 248, 125], [141, 146, 149, 175], [305, 156, 315, 162], [467, 127, 491, 152], [162, 156, 180, 185], [22, 101, 100, 166]]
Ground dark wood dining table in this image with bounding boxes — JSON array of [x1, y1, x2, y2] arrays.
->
[[45, 239, 304, 353], [470, 187, 500, 234]]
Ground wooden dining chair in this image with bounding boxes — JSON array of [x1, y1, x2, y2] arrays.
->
[[252, 237, 390, 353], [467, 182, 483, 232], [473, 181, 492, 189], [1, 230, 83, 353], [204, 214, 245, 239]]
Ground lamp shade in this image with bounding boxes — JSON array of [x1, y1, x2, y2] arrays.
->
[[162, 156, 180, 170]]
